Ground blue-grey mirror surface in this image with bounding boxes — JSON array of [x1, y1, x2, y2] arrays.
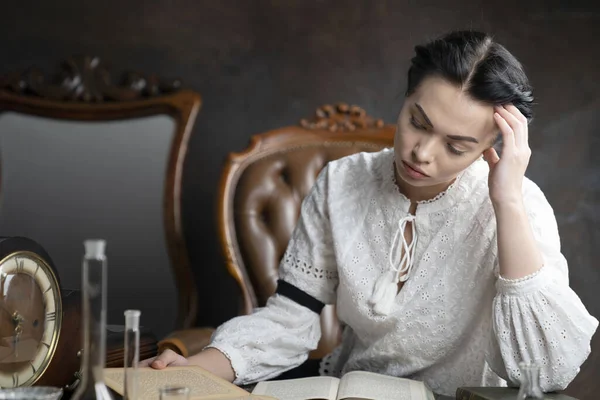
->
[[0, 111, 177, 338]]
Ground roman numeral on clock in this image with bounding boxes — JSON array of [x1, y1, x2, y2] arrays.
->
[[16, 257, 24, 272], [46, 311, 56, 321], [12, 373, 18, 386]]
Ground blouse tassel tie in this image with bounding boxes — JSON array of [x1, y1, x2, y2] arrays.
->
[[369, 214, 418, 315]]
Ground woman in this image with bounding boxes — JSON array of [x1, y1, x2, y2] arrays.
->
[[142, 31, 598, 396]]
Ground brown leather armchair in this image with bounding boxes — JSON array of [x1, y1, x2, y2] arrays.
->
[[159, 103, 395, 359]]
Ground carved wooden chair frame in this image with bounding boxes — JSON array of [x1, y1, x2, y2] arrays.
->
[[0, 56, 202, 329]]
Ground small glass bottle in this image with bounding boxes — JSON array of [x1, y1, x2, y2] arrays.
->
[[123, 309, 141, 400], [517, 362, 544, 400], [71, 239, 114, 400]]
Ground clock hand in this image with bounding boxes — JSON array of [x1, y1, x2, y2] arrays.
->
[[0, 304, 28, 324], [9, 311, 28, 330], [12, 311, 25, 324], [13, 313, 23, 357]]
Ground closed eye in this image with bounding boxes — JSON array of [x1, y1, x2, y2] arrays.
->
[[447, 143, 466, 156], [411, 115, 467, 156], [410, 116, 426, 130]]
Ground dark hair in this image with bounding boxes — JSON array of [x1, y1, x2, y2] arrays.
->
[[406, 30, 534, 121]]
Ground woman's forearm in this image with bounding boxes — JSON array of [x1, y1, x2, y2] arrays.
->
[[494, 199, 543, 280], [187, 348, 236, 382]]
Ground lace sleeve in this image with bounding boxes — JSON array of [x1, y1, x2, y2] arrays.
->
[[206, 295, 322, 385], [278, 165, 339, 304], [487, 183, 599, 391]]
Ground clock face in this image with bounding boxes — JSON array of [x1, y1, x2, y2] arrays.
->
[[0, 251, 62, 388]]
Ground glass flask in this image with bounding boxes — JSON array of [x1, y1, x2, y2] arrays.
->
[[70, 239, 113, 400]]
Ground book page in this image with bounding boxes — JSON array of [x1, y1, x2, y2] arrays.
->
[[210, 397, 278, 400], [252, 376, 340, 400], [336, 371, 434, 400], [104, 366, 250, 400]]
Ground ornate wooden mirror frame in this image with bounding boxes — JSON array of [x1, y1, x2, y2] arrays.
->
[[0, 56, 201, 331]]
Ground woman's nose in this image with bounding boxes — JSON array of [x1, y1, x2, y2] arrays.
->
[[411, 138, 435, 164]]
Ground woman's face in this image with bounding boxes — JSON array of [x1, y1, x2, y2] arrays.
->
[[394, 76, 498, 191]]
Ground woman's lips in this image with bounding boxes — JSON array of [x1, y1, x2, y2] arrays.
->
[[402, 161, 429, 179]]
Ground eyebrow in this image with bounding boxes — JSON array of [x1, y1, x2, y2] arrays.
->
[[414, 103, 479, 144], [446, 134, 479, 144], [414, 103, 433, 127]]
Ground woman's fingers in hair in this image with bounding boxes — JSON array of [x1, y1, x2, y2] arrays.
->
[[497, 104, 528, 147], [504, 104, 528, 124], [493, 110, 515, 151]]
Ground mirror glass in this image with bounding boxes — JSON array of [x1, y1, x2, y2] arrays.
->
[[0, 111, 178, 337]]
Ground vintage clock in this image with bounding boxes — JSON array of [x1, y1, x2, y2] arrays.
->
[[0, 236, 81, 389]]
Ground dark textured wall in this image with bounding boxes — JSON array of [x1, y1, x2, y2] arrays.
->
[[1, 1, 598, 336]]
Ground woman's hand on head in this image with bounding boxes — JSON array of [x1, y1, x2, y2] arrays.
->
[[483, 104, 531, 206], [139, 349, 189, 369]]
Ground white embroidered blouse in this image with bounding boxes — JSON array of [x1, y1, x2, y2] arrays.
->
[[207, 148, 598, 396]]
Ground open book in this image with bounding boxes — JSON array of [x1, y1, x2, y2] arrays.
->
[[251, 371, 436, 400], [103, 366, 275, 400]]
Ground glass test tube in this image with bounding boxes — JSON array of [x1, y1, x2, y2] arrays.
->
[[123, 309, 141, 400]]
